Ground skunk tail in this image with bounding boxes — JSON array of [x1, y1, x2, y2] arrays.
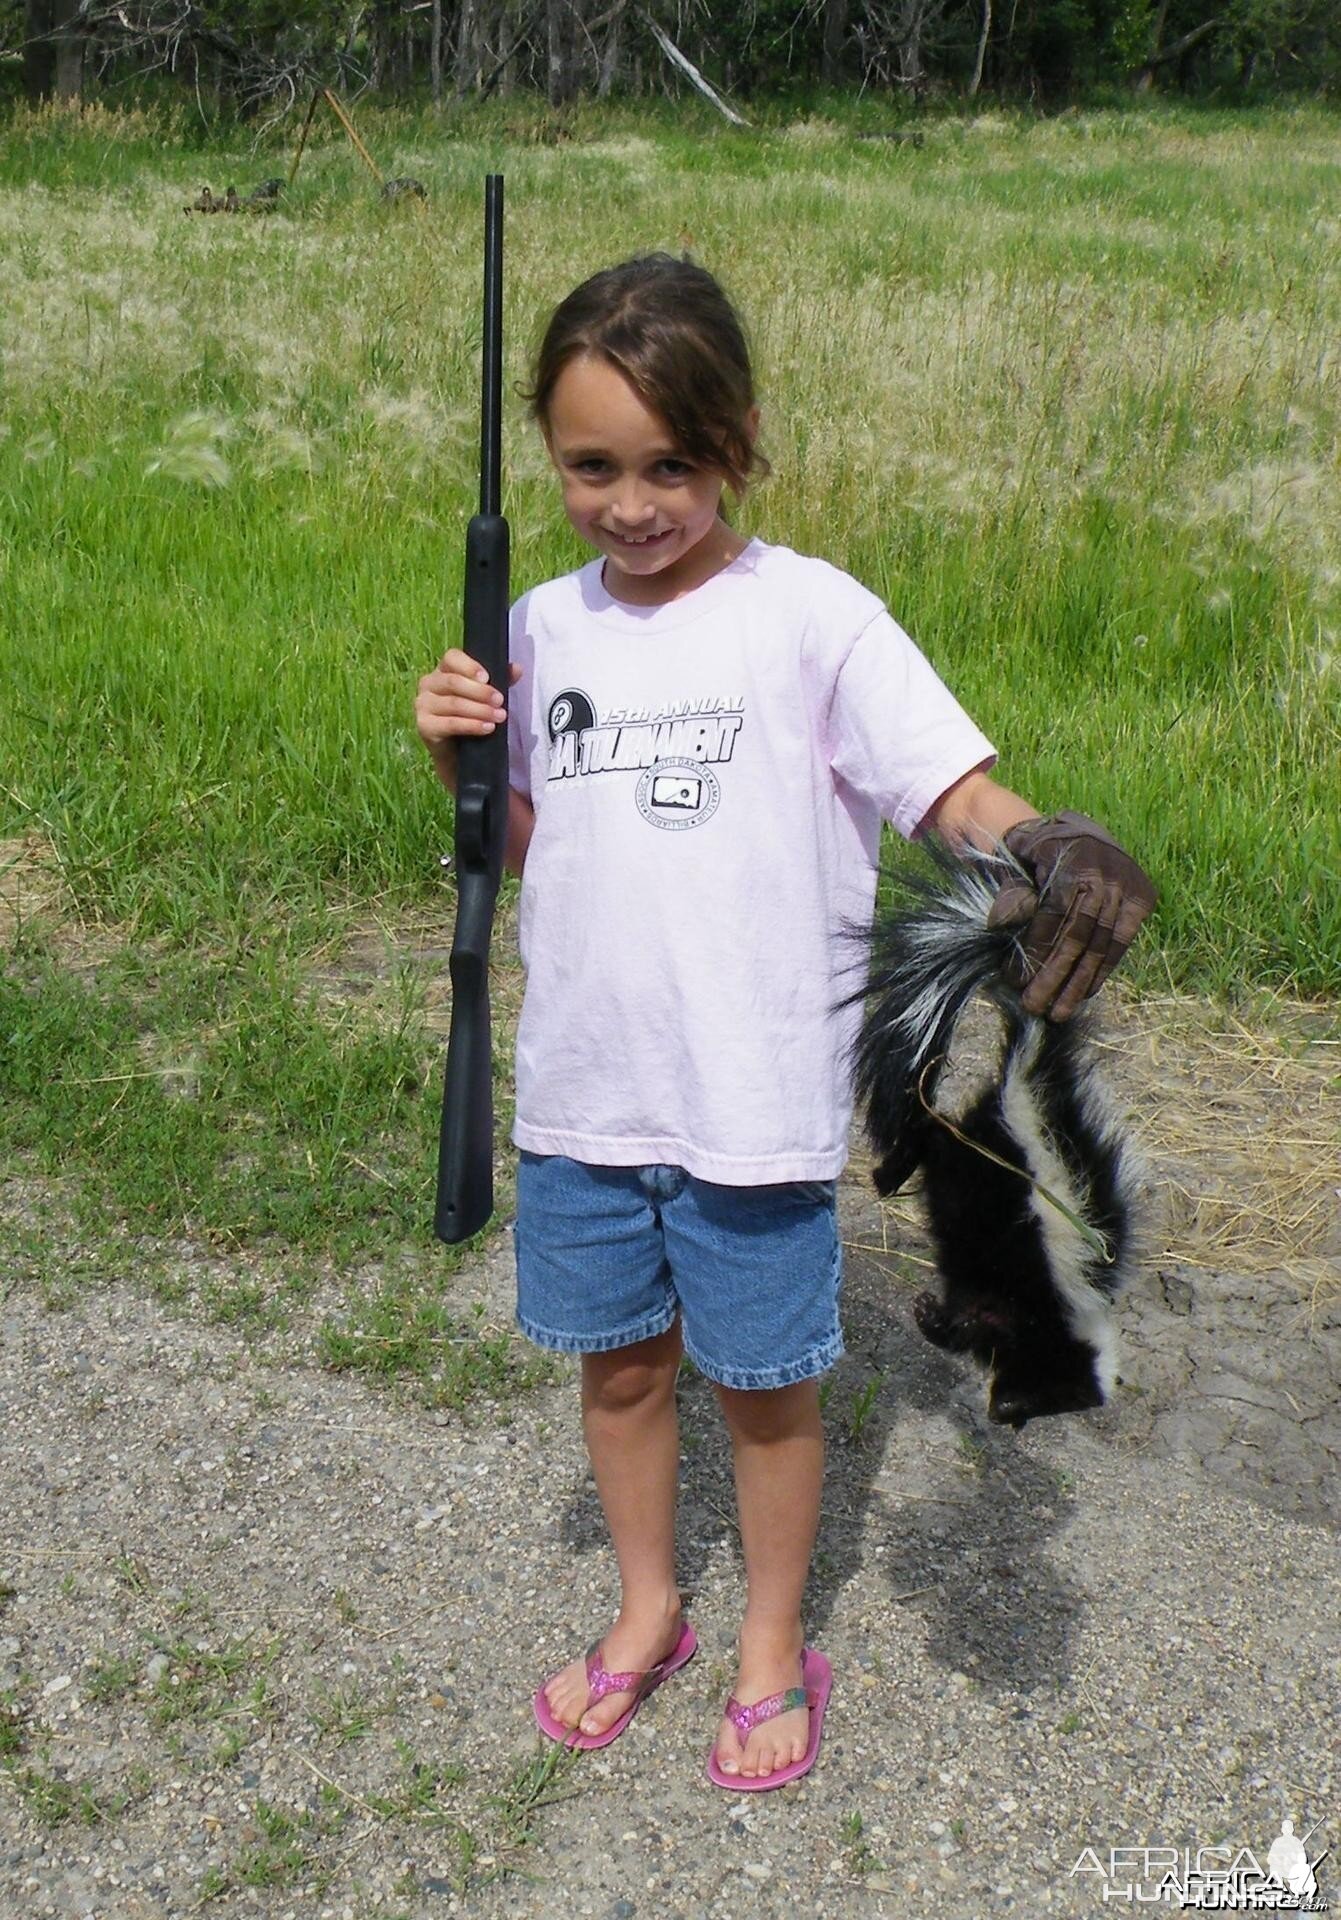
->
[[850, 846, 1140, 1428], [852, 853, 1024, 1198]]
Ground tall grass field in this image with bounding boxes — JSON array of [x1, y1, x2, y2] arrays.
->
[[1, 98, 1337, 1295]]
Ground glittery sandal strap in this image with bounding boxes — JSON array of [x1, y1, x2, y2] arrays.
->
[[722, 1684, 817, 1739], [582, 1640, 666, 1705]]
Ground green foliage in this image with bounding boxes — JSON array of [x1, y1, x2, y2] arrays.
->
[[0, 944, 443, 1253], [1, 102, 1337, 998]]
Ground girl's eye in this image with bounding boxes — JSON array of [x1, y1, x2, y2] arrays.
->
[[657, 459, 692, 479]]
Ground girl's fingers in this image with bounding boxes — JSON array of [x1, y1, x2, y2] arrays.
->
[[417, 655, 517, 739]]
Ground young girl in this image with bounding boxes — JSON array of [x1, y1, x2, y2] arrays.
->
[[415, 255, 1155, 1790]]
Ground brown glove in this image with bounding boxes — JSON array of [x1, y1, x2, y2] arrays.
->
[[987, 811, 1158, 1021]]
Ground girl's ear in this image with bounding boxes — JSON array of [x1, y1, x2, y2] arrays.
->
[[745, 404, 761, 445]]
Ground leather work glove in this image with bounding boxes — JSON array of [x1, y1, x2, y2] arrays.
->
[[986, 811, 1158, 1022]]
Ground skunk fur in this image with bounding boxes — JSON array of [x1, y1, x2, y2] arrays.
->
[[850, 846, 1138, 1428]]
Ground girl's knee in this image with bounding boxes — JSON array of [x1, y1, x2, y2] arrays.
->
[[716, 1376, 822, 1440], [582, 1323, 682, 1414]]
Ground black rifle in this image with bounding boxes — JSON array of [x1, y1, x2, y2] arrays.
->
[[434, 174, 510, 1245]]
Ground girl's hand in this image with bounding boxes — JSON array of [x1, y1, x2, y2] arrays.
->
[[415, 651, 522, 776]]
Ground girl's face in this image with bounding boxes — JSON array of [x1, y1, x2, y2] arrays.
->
[[543, 353, 752, 605]]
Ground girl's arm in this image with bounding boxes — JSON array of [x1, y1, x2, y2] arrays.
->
[[920, 767, 1040, 849], [417, 652, 535, 878]]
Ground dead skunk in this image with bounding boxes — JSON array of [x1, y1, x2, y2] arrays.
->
[[849, 844, 1139, 1428]]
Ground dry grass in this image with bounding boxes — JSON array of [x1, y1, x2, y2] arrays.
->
[[1111, 993, 1339, 1309], [845, 986, 1339, 1314], [0, 832, 74, 943]]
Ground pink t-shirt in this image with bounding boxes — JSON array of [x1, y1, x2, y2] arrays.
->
[[505, 539, 995, 1182]]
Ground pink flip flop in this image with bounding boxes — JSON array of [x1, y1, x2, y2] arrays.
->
[[706, 1646, 832, 1791], [534, 1620, 698, 1751]]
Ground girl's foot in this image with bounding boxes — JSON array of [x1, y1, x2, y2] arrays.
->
[[541, 1601, 685, 1740], [712, 1637, 809, 1781]]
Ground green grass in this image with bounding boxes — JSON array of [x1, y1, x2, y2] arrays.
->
[[1, 96, 1335, 990], [0, 939, 439, 1252], [0, 96, 1337, 1333]]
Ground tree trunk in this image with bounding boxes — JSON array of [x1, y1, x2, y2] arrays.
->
[[969, 0, 991, 94], [455, 0, 480, 92], [546, 0, 573, 103], [431, 0, 443, 102], [1134, 13, 1219, 89], [821, 0, 849, 85], [54, 0, 84, 103], [23, 0, 56, 103], [597, 0, 628, 94]]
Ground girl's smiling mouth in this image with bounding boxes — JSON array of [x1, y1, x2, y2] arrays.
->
[[607, 527, 674, 549]]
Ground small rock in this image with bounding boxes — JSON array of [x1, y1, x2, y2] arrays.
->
[[1160, 1271, 1195, 1315]]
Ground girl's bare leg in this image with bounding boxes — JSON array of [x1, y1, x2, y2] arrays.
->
[[541, 1320, 686, 1739], [712, 1378, 824, 1780]]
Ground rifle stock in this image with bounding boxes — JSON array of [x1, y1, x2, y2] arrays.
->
[[435, 174, 509, 1245]]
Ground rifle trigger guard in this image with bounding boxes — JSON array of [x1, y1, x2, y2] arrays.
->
[[455, 781, 490, 871]]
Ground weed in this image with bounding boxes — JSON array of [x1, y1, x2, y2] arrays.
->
[[6, 1757, 117, 1828], [841, 1809, 885, 1876], [955, 1433, 987, 1476], [365, 1741, 468, 1823], [147, 1633, 278, 1729], [86, 1654, 138, 1704], [0, 1694, 27, 1757], [846, 1375, 881, 1444], [309, 1678, 398, 1744], [484, 1743, 581, 1870], [114, 1552, 153, 1595], [234, 1799, 325, 1887]]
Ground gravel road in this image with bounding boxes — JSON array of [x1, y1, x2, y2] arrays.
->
[[1, 1145, 1336, 1920]]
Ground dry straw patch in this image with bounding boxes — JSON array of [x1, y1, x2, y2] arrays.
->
[[1111, 995, 1339, 1311], [851, 989, 1339, 1315], [0, 831, 74, 943]]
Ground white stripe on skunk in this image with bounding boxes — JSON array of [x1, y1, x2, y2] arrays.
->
[[848, 845, 1140, 1428]]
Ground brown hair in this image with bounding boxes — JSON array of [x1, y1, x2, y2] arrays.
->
[[527, 254, 769, 495]]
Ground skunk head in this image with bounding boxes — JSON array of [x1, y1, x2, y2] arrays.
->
[[914, 1287, 1108, 1429], [987, 1347, 1107, 1429]]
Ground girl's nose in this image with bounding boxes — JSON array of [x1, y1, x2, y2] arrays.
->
[[611, 487, 655, 527]]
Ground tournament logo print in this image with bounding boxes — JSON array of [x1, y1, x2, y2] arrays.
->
[[544, 685, 745, 832], [635, 758, 721, 831]]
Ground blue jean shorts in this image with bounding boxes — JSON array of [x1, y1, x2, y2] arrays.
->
[[513, 1153, 844, 1391]]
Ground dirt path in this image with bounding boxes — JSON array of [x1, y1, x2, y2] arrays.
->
[[2, 974, 1337, 1918], [2, 1153, 1336, 1920]]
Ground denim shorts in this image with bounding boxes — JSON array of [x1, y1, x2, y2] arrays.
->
[[513, 1152, 844, 1391]]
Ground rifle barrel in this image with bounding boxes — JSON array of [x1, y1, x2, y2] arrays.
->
[[480, 173, 504, 518]]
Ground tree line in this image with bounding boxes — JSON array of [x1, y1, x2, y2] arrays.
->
[[9, 0, 1338, 117]]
